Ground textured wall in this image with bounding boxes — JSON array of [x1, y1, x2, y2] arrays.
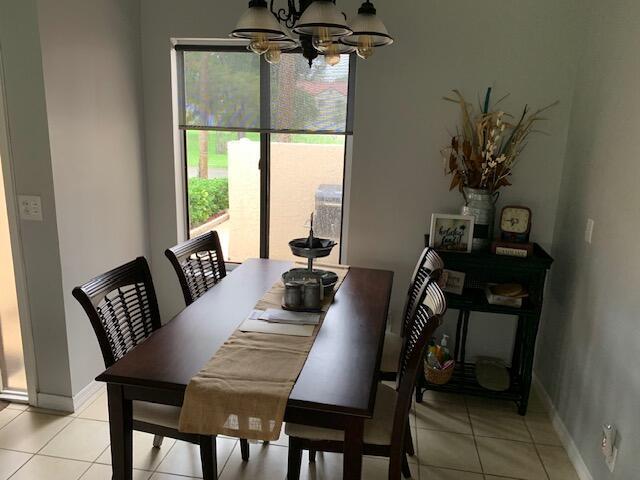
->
[[535, 0, 640, 477]]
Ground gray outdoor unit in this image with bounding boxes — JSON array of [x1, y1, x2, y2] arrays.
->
[[314, 184, 343, 240]]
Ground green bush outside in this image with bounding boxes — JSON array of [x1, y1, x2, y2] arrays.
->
[[188, 177, 229, 228]]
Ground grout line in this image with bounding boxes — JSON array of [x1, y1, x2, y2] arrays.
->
[[523, 420, 552, 480], [465, 394, 486, 476]]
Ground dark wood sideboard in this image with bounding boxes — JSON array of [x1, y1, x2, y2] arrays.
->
[[419, 237, 553, 415]]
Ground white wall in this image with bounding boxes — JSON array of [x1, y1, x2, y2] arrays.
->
[[37, 0, 149, 396], [139, 0, 582, 353], [0, 0, 72, 399], [535, 0, 640, 477]]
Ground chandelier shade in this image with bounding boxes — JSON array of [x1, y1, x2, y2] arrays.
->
[[231, 0, 287, 40], [292, 1, 353, 38], [341, 1, 394, 47]]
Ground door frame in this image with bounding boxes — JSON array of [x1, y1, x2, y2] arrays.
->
[[0, 47, 39, 404]]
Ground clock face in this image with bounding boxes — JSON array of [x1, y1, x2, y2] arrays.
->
[[501, 207, 531, 234]]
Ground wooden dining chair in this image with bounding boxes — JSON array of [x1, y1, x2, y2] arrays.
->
[[72, 257, 249, 480], [380, 247, 444, 378], [165, 231, 227, 306], [285, 278, 447, 480]]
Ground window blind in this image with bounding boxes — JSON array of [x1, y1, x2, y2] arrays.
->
[[177, 47, 355, 135]]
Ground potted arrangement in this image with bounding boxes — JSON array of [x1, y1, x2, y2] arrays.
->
[[441, 88, 557, 250]]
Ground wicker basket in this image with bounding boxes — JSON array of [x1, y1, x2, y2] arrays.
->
[[424, 360, 455, 385]]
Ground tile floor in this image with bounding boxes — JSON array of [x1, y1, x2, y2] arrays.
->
[[0, 385, 580, 479]]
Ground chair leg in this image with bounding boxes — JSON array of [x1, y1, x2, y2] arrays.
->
[[287, 438, 303, 480], [152, 435, 164, 448], [240, 439, 250, 461], [199, 435, 218, 480], [308, 449, 316, 463], [405, 425, 415, 456], [401, 453, 412, 479]]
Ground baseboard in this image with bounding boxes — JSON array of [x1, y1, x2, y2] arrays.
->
[[72, 380, 102, 412], [36, 380, 102, 413], [532, 373, 594, 480]]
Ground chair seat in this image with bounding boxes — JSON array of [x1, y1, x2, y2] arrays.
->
[[381, 332, 402, 373], [285, 383, 397, 446], [133, 401, 182, 430]]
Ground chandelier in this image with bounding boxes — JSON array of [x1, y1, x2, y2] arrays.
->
[[231, 0, 394, 67]]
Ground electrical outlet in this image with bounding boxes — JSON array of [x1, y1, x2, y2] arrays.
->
[[585, 218, 594, 243], [18, 195, 43, 221]]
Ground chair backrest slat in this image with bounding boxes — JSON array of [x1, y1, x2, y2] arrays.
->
[[165, 231, 226, 306], [400, 247, 444, 337], [390, 278, 447, 465], [72, 257, 161, 368]]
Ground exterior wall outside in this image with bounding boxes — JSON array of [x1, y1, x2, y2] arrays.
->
[[226, 139, 343, 264]]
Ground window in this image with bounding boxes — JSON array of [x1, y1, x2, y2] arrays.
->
[[177, 46, 355, 264]]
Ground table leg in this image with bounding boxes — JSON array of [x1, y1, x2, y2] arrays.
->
[[454, 310, 464, 361], [107, 384, 133, 480], [460, 311, 470, 364], [343, 417, 364, 479]]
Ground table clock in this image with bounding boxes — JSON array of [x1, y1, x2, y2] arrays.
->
[[491, 206, 534, 257]]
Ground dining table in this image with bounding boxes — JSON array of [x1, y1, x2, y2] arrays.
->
[[96, 258, 394, 480]]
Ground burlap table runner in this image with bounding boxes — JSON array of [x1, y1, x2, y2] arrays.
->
[[178, 264, 349, 441]]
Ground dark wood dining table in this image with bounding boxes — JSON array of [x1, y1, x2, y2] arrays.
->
[[97, 258, 393, 479]]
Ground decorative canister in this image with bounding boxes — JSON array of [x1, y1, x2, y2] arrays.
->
[[461, 188, 498, 251]]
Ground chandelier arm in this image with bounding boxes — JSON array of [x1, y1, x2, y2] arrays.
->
[[269, 0, 301, 29]]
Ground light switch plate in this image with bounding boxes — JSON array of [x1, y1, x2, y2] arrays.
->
[[18, 195, 43, 221]]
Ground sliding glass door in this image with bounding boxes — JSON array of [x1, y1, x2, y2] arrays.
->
[[177, 46, 355, 263]]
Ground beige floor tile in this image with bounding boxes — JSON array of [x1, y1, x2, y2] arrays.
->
[[465, 397, 520, 417], [419, 465, 484, 479], [80, 463, 152, 480], [415, 429, 481, 473], [537, 445, 580, 480], [0, 411, 72, 453], [40, 418, 111, 461], [155, 437, 238, 477], [484, 476, 519, 480], [414, 407, 472, 434], [0, 408, 21, 429], [6, 402, 29, 411], [0, 448, 32, 479], [416, 391, 467, 410], [10, 454, 90, 480], [96, 431, 176, 471], [303, 452, 409, 479], [476, 437, 547, 480], [78, 391, 109, 422], [525, 413, 562, 446], [219, 443, 287, 480], [470, 413, 532, 442], [150, 473, 199, 480]]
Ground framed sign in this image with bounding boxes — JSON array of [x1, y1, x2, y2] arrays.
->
[[442, 269, 466, 295], [429, 214, 475, 253]]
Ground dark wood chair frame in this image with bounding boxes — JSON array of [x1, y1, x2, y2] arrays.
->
[[72, 257, 248, 480], [165, 231, 227, 306], [287, 278, 447, 480]]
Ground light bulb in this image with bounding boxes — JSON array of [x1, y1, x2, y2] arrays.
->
[[324, 43, 341, 67], [248, 32, 269, 55], [356, 35, 374, 60], [312, 26, 332, 52], [265, 47, 282, 64]]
